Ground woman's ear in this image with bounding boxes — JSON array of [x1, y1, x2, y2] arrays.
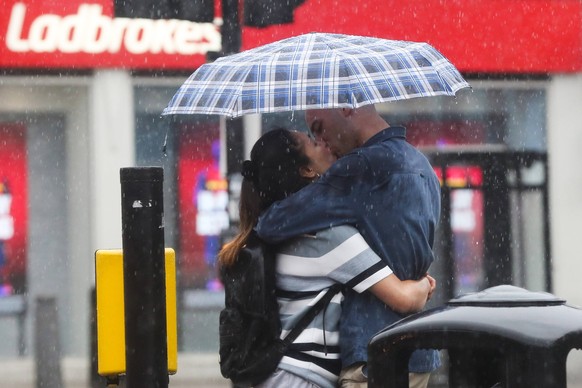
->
[[299, 166, 318, 180]]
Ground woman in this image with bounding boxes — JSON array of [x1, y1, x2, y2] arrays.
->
[[219, 128, 435, 388]]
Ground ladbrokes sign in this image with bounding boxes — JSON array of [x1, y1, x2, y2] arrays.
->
[[0, 0, 221, 69]]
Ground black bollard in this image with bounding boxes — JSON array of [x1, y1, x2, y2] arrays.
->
[[120, 167, 168, 388]]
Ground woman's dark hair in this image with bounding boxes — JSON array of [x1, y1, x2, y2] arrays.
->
[[219, 128, 311, 266]]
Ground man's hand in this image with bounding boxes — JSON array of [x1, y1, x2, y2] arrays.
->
[[425, 274, 436, 301]]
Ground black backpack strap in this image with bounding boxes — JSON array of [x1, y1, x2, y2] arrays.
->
[[281, 283, 343, 345]]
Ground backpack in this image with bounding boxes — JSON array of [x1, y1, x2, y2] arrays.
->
[[218, 231, 341, 387]]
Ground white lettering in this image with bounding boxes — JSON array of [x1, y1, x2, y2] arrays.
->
[[125, 18, 153, 54], [4, 2, 222, 56], [176, 22, 202, 55], [174, 21, 222, 55], [106, 18, 130, 53], [58, 4, 90, 53], [29, 14, 60, 52], [202, 23, 222, 53], [149, 19, 178, 54], [82, 5, 109, 53], [6, 3, 28, 51]]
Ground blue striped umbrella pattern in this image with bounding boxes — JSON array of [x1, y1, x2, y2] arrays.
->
[[162, 33, 470, 118]]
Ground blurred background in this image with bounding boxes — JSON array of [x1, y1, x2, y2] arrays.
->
[[1, 0, 582, 386]]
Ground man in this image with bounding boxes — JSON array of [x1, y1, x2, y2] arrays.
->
[[256, 104, 441, 388]]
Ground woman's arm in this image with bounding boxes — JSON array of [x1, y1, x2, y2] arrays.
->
[[305, 225, 436, 315], [369, 273, 436, 315]]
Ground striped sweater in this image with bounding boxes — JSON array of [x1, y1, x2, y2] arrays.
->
[[274, 225, 392, 388]]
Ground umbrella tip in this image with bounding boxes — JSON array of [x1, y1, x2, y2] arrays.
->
[[161, 130, 168, 157]]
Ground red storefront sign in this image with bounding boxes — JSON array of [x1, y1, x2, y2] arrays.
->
[[242, 0, 582, 74], [1, 0, 581, 72], [0, 0, 220, 69]]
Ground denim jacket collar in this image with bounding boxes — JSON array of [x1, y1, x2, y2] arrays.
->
[[362, 126, 406, 148]]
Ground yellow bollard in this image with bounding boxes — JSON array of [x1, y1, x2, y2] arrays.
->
[[95, 248, 178, 378]]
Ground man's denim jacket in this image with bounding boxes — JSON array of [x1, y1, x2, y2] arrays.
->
[[257, 127, 441, 372]]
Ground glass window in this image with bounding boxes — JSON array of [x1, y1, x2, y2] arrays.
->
[[376, 82, 547, 151]]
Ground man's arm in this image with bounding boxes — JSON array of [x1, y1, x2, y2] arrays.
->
[[255, 154, 365, 243]]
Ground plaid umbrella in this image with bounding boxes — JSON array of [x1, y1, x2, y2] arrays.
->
[[162, 33, 470, 118]]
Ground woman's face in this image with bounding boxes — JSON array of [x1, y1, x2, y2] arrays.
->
[[292, 131, 337, 175]]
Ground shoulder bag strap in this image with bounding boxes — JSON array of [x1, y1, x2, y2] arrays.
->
[[281, 283, 343, 345]]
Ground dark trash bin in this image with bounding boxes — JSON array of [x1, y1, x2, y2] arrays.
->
[[368, 285, 582, 388]]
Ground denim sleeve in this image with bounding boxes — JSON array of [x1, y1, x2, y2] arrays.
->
[[255, 154, 367, 243]]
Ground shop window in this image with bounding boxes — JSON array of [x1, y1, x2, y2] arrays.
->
[[0, 124, 27, 297]]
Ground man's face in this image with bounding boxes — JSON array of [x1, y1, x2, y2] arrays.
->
[[292, 131, 336, 175], [305, 108, 357, 158]]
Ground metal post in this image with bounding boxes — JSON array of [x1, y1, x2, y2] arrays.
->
[[18, 308, 25, 357], [221, 0, 245, 176], [120, 167, 168, 388], [483, 157, 512, 286], [89, 288, 105, 388], [34, 296, 62, 388], [221, 0, 241, 56]]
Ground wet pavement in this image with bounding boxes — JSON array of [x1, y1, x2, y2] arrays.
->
[[1, 353, 230, 388], [2, 352, 582, 388]]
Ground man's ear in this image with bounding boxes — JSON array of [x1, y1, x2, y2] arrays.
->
[[299, 166, 318, 179], [341, 108, 354, 118]]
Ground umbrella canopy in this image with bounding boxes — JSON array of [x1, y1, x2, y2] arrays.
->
[[162, 32, 470, 118]]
